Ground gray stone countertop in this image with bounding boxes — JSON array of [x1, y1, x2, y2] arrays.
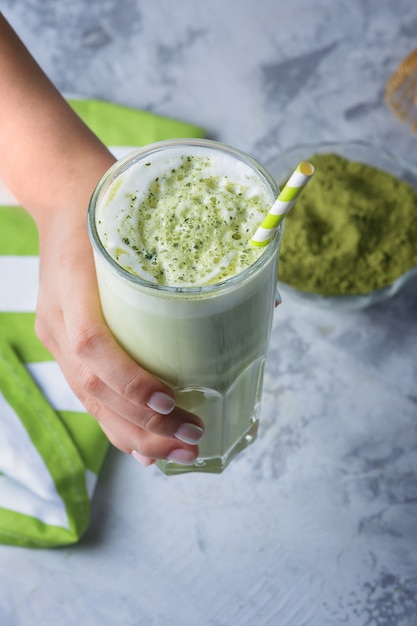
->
[[1, 1, 417, 624]]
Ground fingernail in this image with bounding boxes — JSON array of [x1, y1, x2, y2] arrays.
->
[[146, 391, 176, 415], [167, 449, 196, 465], [174, 423, 204, 445], [131, 450, 154, 467]]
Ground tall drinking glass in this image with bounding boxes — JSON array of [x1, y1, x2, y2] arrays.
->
[[88, 139, 283, 475]]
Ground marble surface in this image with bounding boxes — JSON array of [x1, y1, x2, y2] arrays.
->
[[1, 0, 417, 624]]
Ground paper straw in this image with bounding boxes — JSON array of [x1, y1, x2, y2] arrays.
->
[[250, 161, 315, 247]]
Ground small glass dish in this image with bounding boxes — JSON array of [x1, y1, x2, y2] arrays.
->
[[266, 140, 417, 310]]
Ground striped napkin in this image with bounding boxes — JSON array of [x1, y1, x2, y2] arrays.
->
[[0, 99, 205, 548]]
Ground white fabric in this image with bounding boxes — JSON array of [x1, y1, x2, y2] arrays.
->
[[0, 390, 69, 528], [0, 256, 39, 312], [27, 361, 86, 413]]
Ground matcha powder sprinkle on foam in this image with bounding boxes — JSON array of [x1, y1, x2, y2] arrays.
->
[[278, 153, 417, 296], [100, 154, 272, 287]]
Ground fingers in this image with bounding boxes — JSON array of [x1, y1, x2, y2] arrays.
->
[[35, 296, 204, 464], [79, 363, 205, 446], [97, 409, 199, 466], [70, 319, 175, 415], [35, 225, 205, 465], [52, 313, 204, 438], [57, 241, 178, 412]]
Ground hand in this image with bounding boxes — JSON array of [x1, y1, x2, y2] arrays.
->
[[34, 205, 205, 467], [0, 15, 205, 467]]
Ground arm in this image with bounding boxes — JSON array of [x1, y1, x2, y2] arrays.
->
[[0, 13, 204, 466]]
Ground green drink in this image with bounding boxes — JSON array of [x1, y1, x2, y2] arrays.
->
[[88, 139, 282, 474]]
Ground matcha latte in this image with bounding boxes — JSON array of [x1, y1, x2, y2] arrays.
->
[[88, 139, 282, 475]]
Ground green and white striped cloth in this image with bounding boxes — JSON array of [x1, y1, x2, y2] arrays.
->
[[0, 98, 205, 548]]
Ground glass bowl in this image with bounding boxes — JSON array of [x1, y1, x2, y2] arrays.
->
[[266, 140, 417, 310]]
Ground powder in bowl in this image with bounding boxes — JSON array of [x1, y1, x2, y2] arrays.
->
[[278, 152, 417, 297]]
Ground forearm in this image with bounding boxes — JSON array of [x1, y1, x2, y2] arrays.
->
[[0, 13, 115, 227]]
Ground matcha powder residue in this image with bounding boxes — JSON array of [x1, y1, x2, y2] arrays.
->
[[279, 152, 417, 296]]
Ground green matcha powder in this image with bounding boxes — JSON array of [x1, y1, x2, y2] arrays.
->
[[278, 153, 417, 296]]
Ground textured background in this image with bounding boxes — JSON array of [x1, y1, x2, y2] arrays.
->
[[5, 0, 417, 162], [1, 1, 417, 625]]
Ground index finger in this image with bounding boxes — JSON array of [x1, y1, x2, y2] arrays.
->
[[61, 245, 176, 410]]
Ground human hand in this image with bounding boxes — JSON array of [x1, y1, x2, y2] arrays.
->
[[34, 206, 205, 467], [0, 14, 206, 467]]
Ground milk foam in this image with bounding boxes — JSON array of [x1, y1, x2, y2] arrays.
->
[[96, 146, 273, 286]]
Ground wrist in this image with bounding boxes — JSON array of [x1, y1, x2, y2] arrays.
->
[[31, 150, 115, 247]]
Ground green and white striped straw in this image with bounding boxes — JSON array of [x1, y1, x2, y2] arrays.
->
[[250, 161, 315, 247]]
